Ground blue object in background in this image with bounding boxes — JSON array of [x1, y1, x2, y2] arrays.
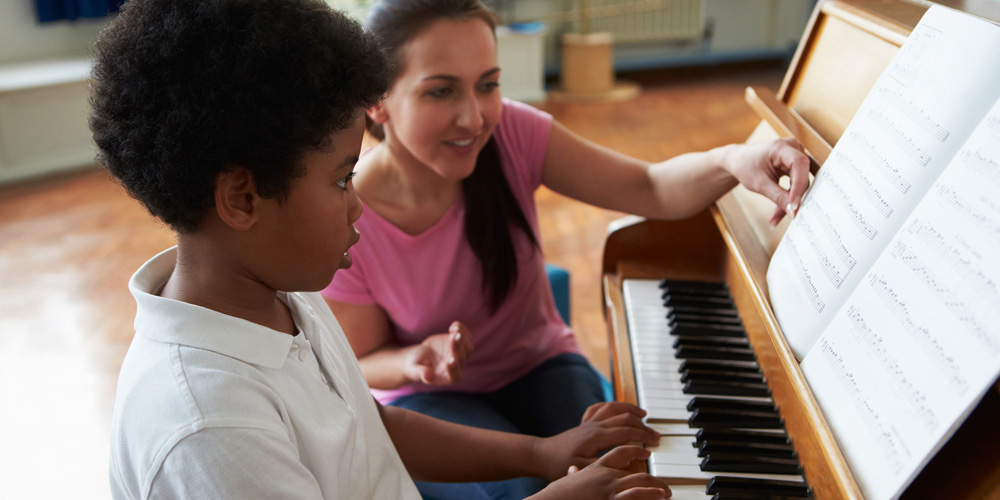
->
[[545, 263, 613, 402], [544, 263, 571, 325], [35, 0, 128, 23]]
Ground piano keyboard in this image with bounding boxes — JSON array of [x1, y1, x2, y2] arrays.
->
[[623, 279, 812, 499]]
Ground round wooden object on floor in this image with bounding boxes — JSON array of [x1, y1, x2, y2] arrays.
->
[[553, 31, 641, 103]]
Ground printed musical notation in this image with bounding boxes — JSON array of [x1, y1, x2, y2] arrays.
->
[[877, 85, 951, 142], [838, 151, 894, 219], [887, 23, 940, 85], [785, 236, 825, 313], [869, 273, 968, 395], [961, 149, 1000, 186], [868, 108, 932, 167], [820, 339, 903, 473], [935, 183, 1000, 245], [907, 219, 998, 304], [825, 172, 878, 241], [846, 305, 936, 429], [850, 131, 913, 194], [891, 240, 999, 355]]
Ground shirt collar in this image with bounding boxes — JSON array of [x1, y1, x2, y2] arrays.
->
[[129, 247, 297, 369]]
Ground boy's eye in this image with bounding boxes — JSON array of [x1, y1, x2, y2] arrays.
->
[[337, 172, 356, 190]]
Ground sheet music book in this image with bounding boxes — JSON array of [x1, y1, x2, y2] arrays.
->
[[765, 5, 1000, 500]]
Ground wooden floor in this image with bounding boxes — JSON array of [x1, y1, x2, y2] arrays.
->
[[0, 61, 784, 499]]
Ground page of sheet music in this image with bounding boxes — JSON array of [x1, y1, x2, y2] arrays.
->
[[801, 96, 1000, 500], [766, 6, 1000, 359]]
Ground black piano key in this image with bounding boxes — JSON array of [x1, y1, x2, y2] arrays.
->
[[679, 359, 761, 374], [687, 397, 776, 413], [671, 324, 747, 338], [675, 344, 757, 362], [658, 279, 729, 293], [696, 429, 791, 446], [700, 454, 802, 475], [664, 293, 736, 308], [667, 305, 741, 319], [706, 477, 810, 497], [680, 369, 764, 384], [684, 379, 771, 398], [689, 408, 784, 429], [673, 336, 751, 349], [669, 312, 745, 326], [711, 493, 805, 500], [698, 440, 797, 458]]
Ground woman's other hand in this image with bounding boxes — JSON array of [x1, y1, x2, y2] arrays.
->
[[404, 321, 474, 385]]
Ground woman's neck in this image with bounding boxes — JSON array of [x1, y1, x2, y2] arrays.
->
[[364, 138, 460, 206], [354, 139, 463, 235]]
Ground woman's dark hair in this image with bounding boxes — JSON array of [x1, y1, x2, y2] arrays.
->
[[366, 0, 538, 312], [89, 0, 391, 233]]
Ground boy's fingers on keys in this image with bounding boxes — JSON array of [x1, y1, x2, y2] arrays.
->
[[587, 402, 647, 421], [597, 445, 651, 470], [613, 486, 669, 500]]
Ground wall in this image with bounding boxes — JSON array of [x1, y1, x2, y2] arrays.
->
[[0, 2, 109, 65]]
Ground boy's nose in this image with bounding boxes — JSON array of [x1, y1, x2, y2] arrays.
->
[[346, 185, 363, 224]]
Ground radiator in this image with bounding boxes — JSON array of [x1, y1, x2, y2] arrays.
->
[[500, 0, 707, 43], [573, 0, 706, 42]]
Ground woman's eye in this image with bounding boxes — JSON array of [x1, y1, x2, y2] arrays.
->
[[337, 172, 356, 190], [480, 81, 500, 92], [427, 87, 452, 99]]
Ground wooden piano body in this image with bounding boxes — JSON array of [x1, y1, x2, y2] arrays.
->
[[601, 1, 1000, 498]]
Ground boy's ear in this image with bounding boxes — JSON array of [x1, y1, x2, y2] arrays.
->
[[214, 167, 259, 231], [366, 103, 389, 124]]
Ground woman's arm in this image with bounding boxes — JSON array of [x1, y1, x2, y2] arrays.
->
[[541, 120, 810, 226], [325, 298, 472, 389]]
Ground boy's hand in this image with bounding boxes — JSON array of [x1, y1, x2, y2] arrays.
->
[[533, 402, 661, 481], [404, 321, 474, 385], [531, 446, 669, 500]]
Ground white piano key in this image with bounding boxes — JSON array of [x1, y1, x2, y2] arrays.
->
[[667, 485, 712, 499], [647, 421, 698, 435]]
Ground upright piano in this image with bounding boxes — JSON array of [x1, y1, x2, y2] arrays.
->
[[601, 1, 1000, 498]]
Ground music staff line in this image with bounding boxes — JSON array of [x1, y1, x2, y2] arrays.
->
[[868, 107, 932, 167], [850, 131, 913, 195], [846, 305, 937, 429], [821, 339, 904, 473], [892, 241, 999, 355], [877, 85, 951, 142], [786, 236, 825, 313], [870, 273, 969, 395]]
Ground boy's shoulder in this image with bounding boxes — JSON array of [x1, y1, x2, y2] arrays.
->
[[111, 249, 379, 498]]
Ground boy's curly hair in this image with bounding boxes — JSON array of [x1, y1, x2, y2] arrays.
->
[[90, 0, 390, 232]]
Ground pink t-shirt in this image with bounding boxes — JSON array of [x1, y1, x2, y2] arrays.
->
[[321, 99, 581, 404]]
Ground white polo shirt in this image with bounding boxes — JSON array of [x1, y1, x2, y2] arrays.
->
[[109, 247, 420, 500]]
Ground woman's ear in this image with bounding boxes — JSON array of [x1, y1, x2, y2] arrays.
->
[[213, 167, 258, 231], [366, 103, 389, 124]]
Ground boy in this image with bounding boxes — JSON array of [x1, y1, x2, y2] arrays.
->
[[93, 0, 669, 499]]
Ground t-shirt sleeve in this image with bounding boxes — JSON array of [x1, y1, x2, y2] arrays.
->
[[149, 427, 326, 500], [496, 98, 553, 191]]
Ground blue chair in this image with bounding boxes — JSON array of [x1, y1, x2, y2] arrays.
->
[[545, 263, 613, 402], [544, 263, 571, 324]]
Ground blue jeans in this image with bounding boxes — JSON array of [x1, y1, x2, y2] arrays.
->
[[390, 353, 606, 500]]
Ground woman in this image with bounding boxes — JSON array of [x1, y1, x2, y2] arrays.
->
[[321, 1, 809, 498]]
